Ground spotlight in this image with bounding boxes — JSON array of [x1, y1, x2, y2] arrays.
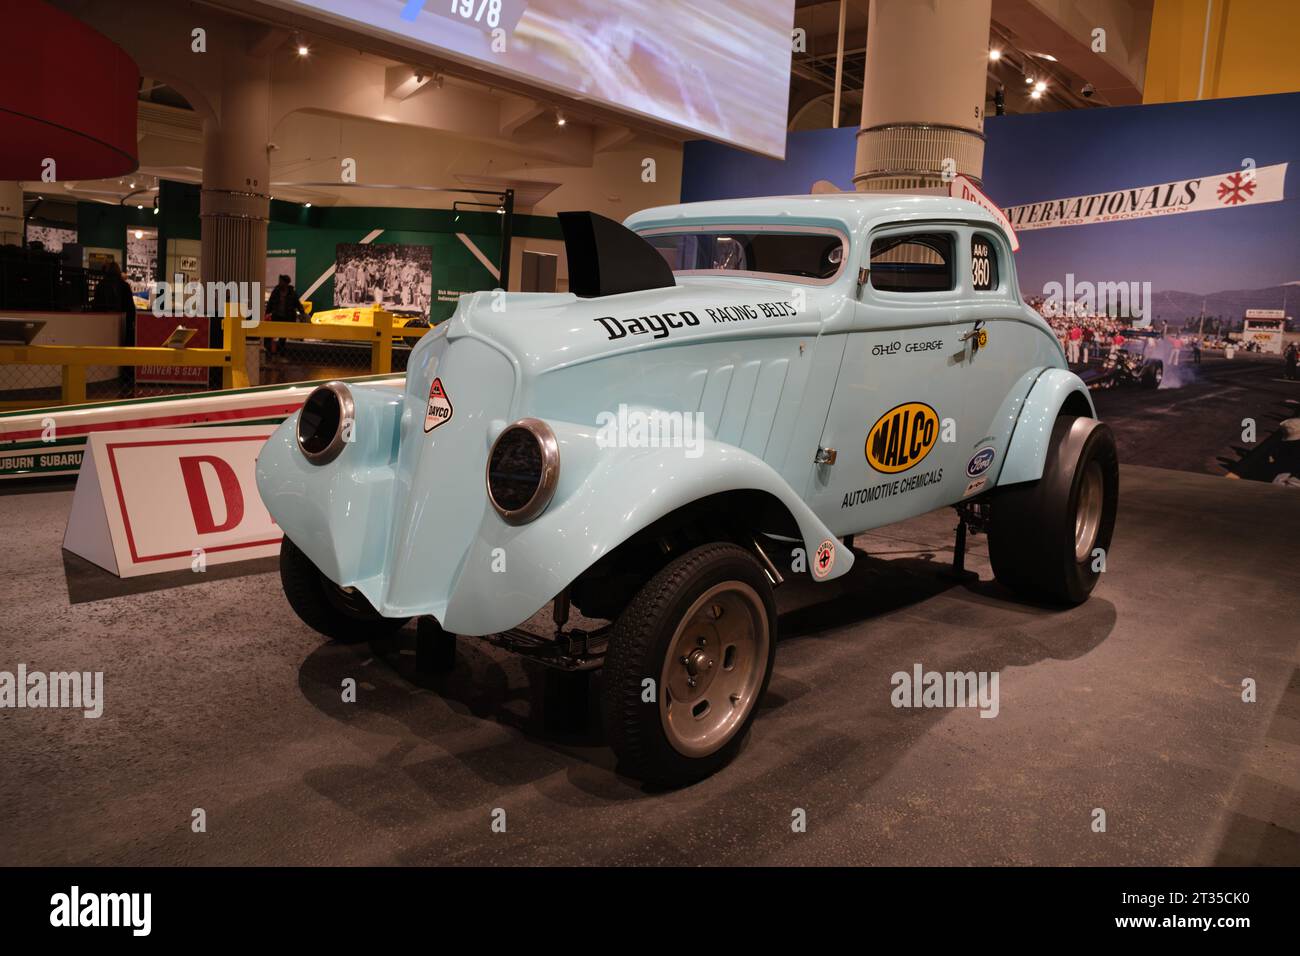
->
[[153, 207, 159, 215], [1030, 89, 1043, 100], [1034, 80, 1047, 92], [133, 230, 143, 239], [304, 202, 312, 208], [989, 49, 1001, 61], [1081, 82, 1096, 99], [556, 111, 566, 127], [295, 36, 310, 57]]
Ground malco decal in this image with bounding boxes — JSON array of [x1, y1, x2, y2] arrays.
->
[[865, 401, 940, 474]]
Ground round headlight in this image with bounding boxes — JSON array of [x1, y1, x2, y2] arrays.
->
[[296, 381, 354, 465], [486, 418, 559, 525]]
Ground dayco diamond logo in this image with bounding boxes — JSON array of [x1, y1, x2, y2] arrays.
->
[[424, 377, 453, 433], [865, 401, 939, 474]]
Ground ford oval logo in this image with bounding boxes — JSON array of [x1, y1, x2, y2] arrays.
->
[[967, 446, 996, 478], [865, 402, 940, 474]]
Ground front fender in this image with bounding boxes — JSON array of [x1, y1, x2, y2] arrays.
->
[[441, 421, 852, 635], [1000, 367, 1096, 486]]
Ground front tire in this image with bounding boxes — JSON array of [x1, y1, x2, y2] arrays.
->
[[988, 416, 1119, 605], [602, 543, 777, 787], [279, 537, 410, 642]]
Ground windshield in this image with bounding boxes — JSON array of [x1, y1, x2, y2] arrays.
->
[[640, 227, 846, 284]]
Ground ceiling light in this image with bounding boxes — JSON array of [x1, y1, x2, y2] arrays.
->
[[989, 49, 1001, 61], [153, 207, 159, 215], [1036, 52, 1058, 62], [134, 230, 143, 239], [1030, 89, 1043, 100], [556, 111, 566, 127], [1024, 74, 1034, 84], [304, 202, 312, 208], [1034, 80, 1047, 92]]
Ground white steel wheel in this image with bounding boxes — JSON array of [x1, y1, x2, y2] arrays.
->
[[659, 582, 769, 759], [602, 542, 778, 787]]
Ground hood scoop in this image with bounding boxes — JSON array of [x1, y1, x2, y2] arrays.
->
[[558, 211, 677, 298]]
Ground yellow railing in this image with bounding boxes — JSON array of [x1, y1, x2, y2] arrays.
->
[[0, 309, 428, 409]]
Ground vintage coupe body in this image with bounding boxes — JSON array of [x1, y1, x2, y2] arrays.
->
[[258, 195, 1119, 786]]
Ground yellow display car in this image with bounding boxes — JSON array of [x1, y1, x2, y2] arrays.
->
[[309, 304, 430, 347]]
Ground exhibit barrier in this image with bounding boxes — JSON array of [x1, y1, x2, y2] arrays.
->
[[0, 307, 427, 410]]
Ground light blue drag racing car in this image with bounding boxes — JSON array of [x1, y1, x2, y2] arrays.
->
[[257, 194, 1118, 786]]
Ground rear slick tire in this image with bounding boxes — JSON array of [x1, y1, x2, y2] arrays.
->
[[988, 416, 1119, 606]]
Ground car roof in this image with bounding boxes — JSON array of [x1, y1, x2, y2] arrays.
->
[[624, 193, 1006, 238]]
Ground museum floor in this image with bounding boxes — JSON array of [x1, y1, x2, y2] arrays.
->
[[2, 464, 1297, 866]]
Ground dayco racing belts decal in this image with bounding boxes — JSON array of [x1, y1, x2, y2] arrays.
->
[[842, 401, 943, 509], [594, 301, 798, 341]]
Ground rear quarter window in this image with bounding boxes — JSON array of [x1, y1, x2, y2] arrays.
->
[[869, 233, 954, 293], [971, 234, 999, 291]]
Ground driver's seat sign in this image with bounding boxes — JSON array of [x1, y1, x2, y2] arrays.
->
[[424, 377, 453, 433]]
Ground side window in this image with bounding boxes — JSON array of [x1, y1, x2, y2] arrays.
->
[[869, 233, 954, 293], [971, 235, 999, 291]]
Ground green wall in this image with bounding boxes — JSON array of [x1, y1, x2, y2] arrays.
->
[[75, 183, 563, 323], [268, 206, 561, 323]]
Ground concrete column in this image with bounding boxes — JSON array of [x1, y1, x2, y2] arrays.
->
[[200, 49, 271, 302], [854, 0, 991, 192], [0, 182, 24, 247]]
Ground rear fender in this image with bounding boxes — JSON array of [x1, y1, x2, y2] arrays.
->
[[999, 368, 1096, 486]]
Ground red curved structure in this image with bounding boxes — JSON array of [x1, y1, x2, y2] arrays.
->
[[0, 1, 139, 181]]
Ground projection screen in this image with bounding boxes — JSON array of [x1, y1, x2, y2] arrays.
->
[[263, 0, 796, 158]]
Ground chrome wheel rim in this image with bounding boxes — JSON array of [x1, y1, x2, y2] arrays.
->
[[1074, 461, 1104, 562], [659, 582, 769, 758]]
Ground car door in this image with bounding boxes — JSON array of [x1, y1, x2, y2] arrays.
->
[[808, 223, 1008, 535]]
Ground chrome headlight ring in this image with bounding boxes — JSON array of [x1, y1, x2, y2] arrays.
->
[[296, 381, 355, 466], [486, 418, 560, 525]]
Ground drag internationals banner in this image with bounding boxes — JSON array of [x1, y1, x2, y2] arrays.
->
[[1002, 163, 1288, 231]]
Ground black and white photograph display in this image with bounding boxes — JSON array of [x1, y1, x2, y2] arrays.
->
[[333, 242, 432, 315], [24, 222, 76, 252]]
